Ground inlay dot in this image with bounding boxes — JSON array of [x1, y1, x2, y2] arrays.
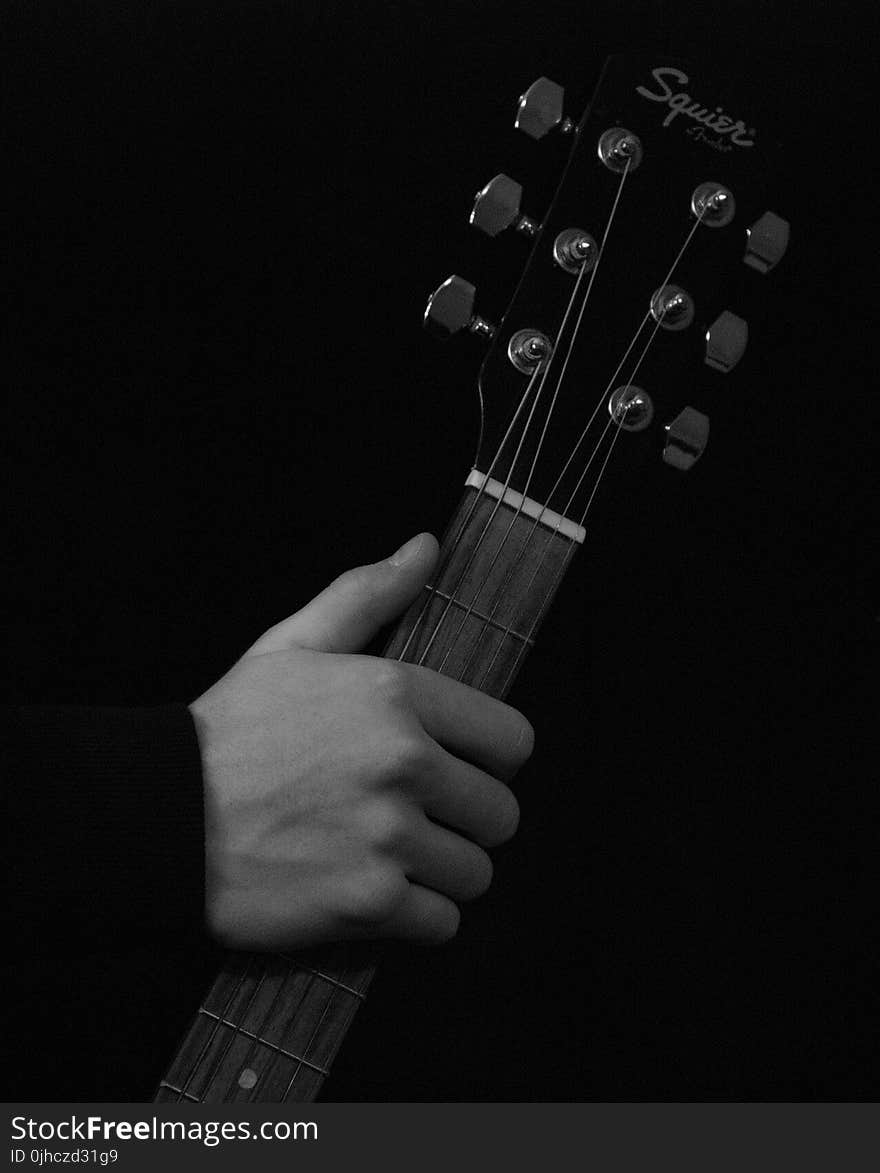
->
[[238, 1067, 258, 1090]]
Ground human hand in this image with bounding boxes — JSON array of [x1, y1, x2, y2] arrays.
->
[[190, 533, 533, 950]]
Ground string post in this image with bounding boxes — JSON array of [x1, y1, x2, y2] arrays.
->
[[650, 284, 695, 331], [507, 328, 553, 374], [691, 182, 736, 227], [553, 228, 598, 275], [598, 127, 644, 173], [608, 385, 654, 432]]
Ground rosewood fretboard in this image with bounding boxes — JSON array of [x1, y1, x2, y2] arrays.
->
[[155, 478, 580, 1102]]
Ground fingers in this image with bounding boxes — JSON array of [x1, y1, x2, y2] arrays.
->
[[379, 882, 461, 944], [418, 749, 520, 847], [401, 662, 535, 781], [402, 813, 494, 902]]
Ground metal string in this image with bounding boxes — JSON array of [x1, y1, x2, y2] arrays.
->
[[211, 957, 309, 1101], [408, 163, 634, 671], [450, 210, 709, 691], [487, 303, 677, 698], [172, 954, 260, 1101], [465, 295, 669, 690], [394, 359, 545, 664]]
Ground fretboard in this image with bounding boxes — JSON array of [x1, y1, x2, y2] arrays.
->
[[154, 475, 581, 1102]]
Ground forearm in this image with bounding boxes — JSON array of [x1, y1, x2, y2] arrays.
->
[[3, 704, 207, 957]]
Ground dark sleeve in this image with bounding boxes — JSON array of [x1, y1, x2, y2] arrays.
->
[[3, 704, 207, 958]]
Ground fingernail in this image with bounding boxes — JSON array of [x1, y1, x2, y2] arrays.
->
[[388, 534, 424, 566]]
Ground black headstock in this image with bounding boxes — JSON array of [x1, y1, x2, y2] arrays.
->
[[425, 55, 790, 531]]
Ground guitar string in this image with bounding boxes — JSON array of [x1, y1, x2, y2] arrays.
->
[[398, 250, 589, 670], [172, 954, 260, 1101], [192, 164, 632, 1101], [407, 163, 633, 671], [494, 296, 682, 699], [193, 340, 549, 1102], [206, 954, 313, 1101], [394, 359, 545, 663], [175, 193, 704, 1106], [197, 226, 614, 1097], [431, 159, 632, 676], [239, 952, 358, 1103], [457, 210, 707, 690], [192, 961, 281, 1102], [466, 301, 668, 690], [277, 965, 357, 1101]]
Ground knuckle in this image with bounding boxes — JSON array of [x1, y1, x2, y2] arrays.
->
[[368, 659, 410, 705], [386, 729, 434, 779], [341, 865, 408, 925], [360, 797, 410, 849]]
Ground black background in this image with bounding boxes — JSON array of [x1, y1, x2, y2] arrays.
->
[[4, 1, 877, 1100]]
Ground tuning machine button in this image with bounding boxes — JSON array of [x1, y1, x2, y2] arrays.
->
[[423, 276, 496, 341], [662, 407, 710, 471], [705, 311, 748, 372], [470, 174, 539, 238], [744, 211, 790, 273], [514, 77, 574, 140]]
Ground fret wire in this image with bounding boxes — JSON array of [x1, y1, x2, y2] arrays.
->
[[158, 1081, 202, 1103], [499, 527, 581, 698], [197, 961, 277, 1102], [426, 585, 535, 646], [217, 956, 316, 1102], [467, 513, 579, 692], [277, 956, 367, 1000], [232, 953, 354, 1102], [175, 953, 257, 1103], [279, 968, 360, 1102], [198, 1009, 329, 1075], [250, 976, 328, 1103], [395, 361, 545, 665]]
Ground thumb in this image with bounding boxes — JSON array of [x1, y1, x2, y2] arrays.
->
[[247, 533, 439, 656]]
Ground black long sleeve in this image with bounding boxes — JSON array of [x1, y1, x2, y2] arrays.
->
[[3, 704, 207, 958]]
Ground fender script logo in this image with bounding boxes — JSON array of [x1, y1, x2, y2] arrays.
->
[[636, 67, 755, 147]]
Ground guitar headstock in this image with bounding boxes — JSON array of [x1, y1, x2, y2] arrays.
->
[[425, 55, 790, 530]]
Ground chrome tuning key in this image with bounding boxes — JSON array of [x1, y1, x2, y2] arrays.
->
[[470, 174, 539, 238], [423, 276, 496, 341], [744, 211, 790, 273], [662, 407, 710, 471], [514, 77, 574, 140], [705, 311, 748, 372]]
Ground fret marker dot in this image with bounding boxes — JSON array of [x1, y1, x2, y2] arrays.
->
[[238, 1068, 258, 1089]]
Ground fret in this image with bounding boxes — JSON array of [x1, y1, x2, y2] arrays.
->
[[156, 477, 581, 1102], [385, 481, 578, 695], [198, 1008, 329, 1074], [154, 1082, 202, 1103], [426, 587, 535, 646]]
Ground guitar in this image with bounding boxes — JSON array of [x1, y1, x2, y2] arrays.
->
[[153, 54, 789, 1103]]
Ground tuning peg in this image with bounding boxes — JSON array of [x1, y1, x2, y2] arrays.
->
[[514, 77, 574, 140], [705, 311, 748, 372], [423, 276, 496, 341], [662, 407, 710, 471], [470, 174, 539, 238], [743, 211, 790, 273]]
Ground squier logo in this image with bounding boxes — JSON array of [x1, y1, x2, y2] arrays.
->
[[636, 67, 755, 148]]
